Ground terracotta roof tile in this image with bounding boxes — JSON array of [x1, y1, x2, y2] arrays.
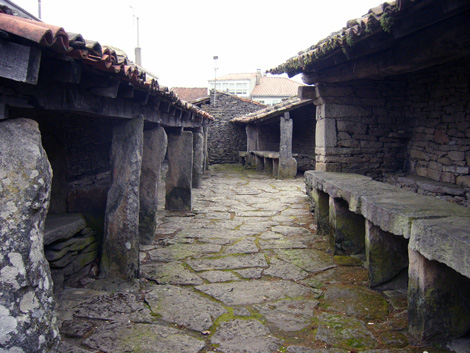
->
[[171, 87, 208, 103], [0, 11, 213, 121], [231, 96, 313, 124], [268, 1, 399, 77], [251, 76, 304, 97]]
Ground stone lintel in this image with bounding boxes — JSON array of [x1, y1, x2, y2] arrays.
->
[[166, 130, 193, 211]]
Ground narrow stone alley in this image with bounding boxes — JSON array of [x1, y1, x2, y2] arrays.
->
[[58, 165, 449, 353]]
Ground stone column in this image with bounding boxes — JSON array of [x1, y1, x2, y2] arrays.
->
[[166, 129, 193, 211], [0, 118, 60, 351], [192, 128, 204, 189], [203, 126, 209, 172], [365, 220, 408, 287], [328, 196, 365, 255], [101, 116, 144, 280], [139, 126, 167, 246], [246, 124, 258, 167], [315, 104, 339, 172], [278, 112, 297, 178], [408, 249, 470, 340]]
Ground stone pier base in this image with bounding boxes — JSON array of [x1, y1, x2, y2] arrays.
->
[[139, 126, 167, 245], [166, 129, 193, 211], [328, 197, 365, 255], [408, 249, 470, 340], [366, 221, 408, 287]]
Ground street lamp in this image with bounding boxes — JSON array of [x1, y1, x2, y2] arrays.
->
[[213, 56, 218, 106]]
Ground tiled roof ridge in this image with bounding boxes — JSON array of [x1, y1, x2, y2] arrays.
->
[[268, 0, 400, 76], [231, 96, 313, 124], [0, 11, 213, 120]]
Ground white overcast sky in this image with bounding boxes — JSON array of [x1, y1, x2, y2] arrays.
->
[[14, 0, 382, 88]]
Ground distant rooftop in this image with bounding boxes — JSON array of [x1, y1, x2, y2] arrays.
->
[[172, 87, 208, 103]]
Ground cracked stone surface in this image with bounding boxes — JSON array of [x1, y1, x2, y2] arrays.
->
[[56, 165, 434, 352], [145, 285, 227, 331], [210, 319, 283, 353]]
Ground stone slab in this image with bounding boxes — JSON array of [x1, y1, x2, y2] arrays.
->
[[44, 213, 87, 245], [187, 253, 267, 272], [195, 280, 314, 305], [263, 258, 309, 280], [276, 249, 335, 273], [145, 285, 226, 332], [140, 262, 204, 285], [254, 299, 318, 331], [210, 319, 283, 353], [410, 216, 470, 278], [83, 321, 205, 353]]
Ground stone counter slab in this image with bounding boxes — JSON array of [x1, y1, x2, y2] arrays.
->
[[410, 216, 470, 278]]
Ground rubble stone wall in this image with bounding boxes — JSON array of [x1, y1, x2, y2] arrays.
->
[[257, 121, 280, 151], [315, 79, 410, 178], [201, 92, 265, 164], [404, 59, 470, 188]]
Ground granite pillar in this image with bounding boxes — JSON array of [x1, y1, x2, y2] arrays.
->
[[192, 128, 204, 189], [139, 126, 167, 246], [101, 116, 143, 279], [278, 112, 297, 178], [0, 118, 60, 351], [246, 124, 258, 167], [166, 129, 193, 211]]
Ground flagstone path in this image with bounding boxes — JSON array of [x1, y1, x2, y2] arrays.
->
[[57, 165, 450, 353]]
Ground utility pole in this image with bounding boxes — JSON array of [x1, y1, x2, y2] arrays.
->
[[130, 5, 141, 66], [213, 56, 218, 106]]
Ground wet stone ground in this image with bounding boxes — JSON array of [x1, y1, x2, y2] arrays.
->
[[57, 165, 452, 353]]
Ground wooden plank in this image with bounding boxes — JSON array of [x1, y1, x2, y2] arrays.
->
[[0, 39, 41, 84]]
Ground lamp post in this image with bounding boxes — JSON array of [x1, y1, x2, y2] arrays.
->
[[213, 56, 218, 106], [38, 0, 41, 19], [130, 5, 141, 66]]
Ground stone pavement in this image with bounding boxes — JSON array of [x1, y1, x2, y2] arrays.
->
[[57, 165, 452, 353]]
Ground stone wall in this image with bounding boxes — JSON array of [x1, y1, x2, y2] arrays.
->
[[257, 121, 280, 151], [314, 79, 410, 179], [404, 59, 470, 188], [314, 59, 470, 187], [201, 92, 265, 164]]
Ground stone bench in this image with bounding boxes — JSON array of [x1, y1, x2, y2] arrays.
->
[[305, 171, 470, 340], [246, 151, 298, 177]]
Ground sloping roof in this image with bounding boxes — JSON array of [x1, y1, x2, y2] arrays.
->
[[251, 76, 304, 97], [171, 87, 208, 103], [268, 0, 400, 77], [231, 96, 313, 125], [210, 73, 257, 81], [0, 11, 213, 121], [214, 91, 266, 106]]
